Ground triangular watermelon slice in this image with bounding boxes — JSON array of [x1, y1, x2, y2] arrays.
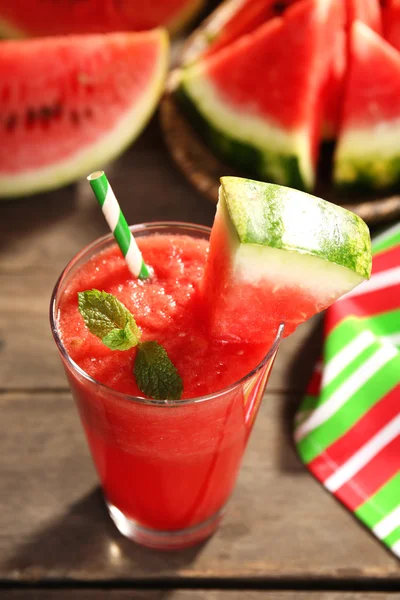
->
[[183, 0, 299, 64], [382, 0, 400, 51], [323, 0, 382, 139], [0, 31, 168, 197], [334, 22, 400, 190], [201, 177, 371, 343], [178, 0, 336, 191]]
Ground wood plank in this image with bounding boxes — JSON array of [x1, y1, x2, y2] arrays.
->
[[3, 592, 400, 600], [0, 273, 322, 392], [0, 391, 398, 583]]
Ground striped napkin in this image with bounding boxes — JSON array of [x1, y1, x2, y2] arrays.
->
[[294, 222, 400, 558]]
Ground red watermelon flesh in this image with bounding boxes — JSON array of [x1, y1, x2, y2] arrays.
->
[[201, 0, 299, 59], [323, 30, 346, 139], [340, 22, 400, 129], [346, 0, 382, 33], [0, 0, 204, 37], [321, 0, 346, 138], [383, 0, 400, 51], [0, 31, 168, 197]]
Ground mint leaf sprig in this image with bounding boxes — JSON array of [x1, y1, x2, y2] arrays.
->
[[134, 341, 183, 402], [78, 290, 183, 401], [78, 289, 141, 351]]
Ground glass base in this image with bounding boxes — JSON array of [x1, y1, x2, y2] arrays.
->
[[107, 501, 225, 550]]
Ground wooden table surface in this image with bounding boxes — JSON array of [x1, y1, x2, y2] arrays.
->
[[0, 120, 399, 599]]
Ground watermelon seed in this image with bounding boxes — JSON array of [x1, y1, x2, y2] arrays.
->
[[39, 107, 52, 129], [26, 108, 37, 127], [53, 104, 62, 119], [4, 114, 17, 132], [39, 106, 53, 121], [70, 110, 80, 126]]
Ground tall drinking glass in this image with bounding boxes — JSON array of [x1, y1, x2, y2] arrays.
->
[[50, 223, 283, 550]]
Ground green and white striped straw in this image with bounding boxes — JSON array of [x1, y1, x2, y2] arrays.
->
[[87, 171, 149, 280]]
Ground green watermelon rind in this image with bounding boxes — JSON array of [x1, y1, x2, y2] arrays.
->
[[220, 176, 372, 281], [334, 153, 400, 191], [177, 85, 306, 190], [177, 69, 314, 191], [0, 31, 169, 198]]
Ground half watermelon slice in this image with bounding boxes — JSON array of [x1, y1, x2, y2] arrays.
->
[[0, 31, 168, 197], [334, 22, 400, 190], [0, 0, 204, 37], [202, 176, 371, 343], [177, 0, 336, 191]]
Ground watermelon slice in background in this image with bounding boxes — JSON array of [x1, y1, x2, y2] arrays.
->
[[182, 0, 299, 65], [178, 0, 337, 192], [334, 22, 400, 191], [201, 176, 371, 343], [183, 0, 342, 141], [323, 0, 382, 139], [382, 0, 400, 51], [0, 31, 169, 198], [0, 0, 204, 37]]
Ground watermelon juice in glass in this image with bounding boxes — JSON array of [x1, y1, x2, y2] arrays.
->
[[51, 221, 283, 550], [50, 176, 371, 550]]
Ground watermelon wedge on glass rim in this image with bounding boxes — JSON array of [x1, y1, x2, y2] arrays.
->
[[177, 0, 339, 191], [0, 31, 168, 198], [0, 0, 205, 37], [334, 22, 400, 191], [202, 177, 372, 344]]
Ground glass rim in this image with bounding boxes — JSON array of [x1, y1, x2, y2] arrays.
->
[[50, 221, 284, 407]]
